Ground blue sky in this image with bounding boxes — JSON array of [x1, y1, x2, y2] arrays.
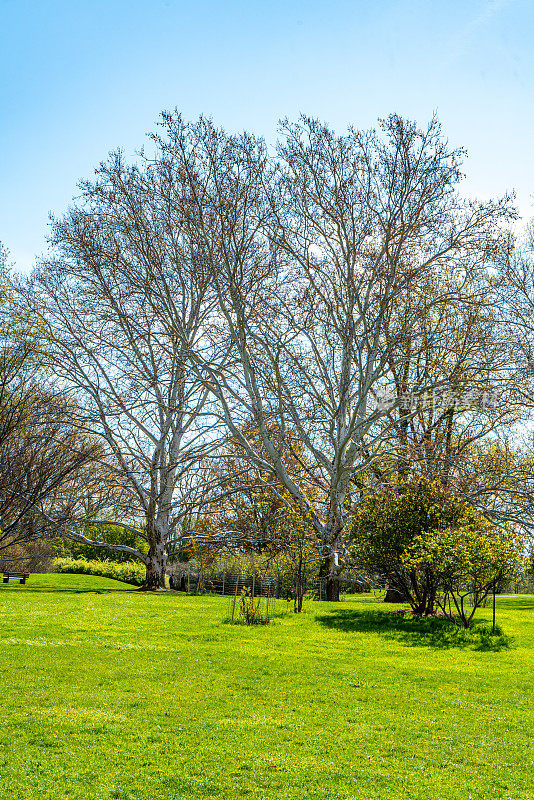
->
[[1, 0, 533, 272]]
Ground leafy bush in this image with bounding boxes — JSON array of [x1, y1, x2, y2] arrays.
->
[[351, 477, 525, 625], [351, 478, 472, 614], [404, 521, 524, 627], [54, 557, 146, 585]]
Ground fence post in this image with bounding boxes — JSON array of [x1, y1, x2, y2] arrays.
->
[[492, 579, 496, 634], [231, 578, 239, 623]]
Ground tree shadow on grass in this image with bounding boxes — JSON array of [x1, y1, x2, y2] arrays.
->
[[316, 608, 512, 651]]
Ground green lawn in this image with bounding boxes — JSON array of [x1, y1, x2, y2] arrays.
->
[[1, 574, 533, 800]]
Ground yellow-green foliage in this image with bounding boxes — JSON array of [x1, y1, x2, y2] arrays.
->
[[403, 519, 525, 626], [55, 557, 146, 585], [352, 477, 525, 622], [352, 477, 469, 575], [404, 518, 524, 588]]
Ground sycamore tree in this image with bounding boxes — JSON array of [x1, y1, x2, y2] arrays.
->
[[26, 111, 516, 595], [151, 112, 514, 600], [31, 149, 224, 589]]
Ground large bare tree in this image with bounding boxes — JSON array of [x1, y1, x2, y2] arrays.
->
[[376, 264, 521, 481], [32, 151, 222, 588], [151, 112, 514, 598], [30, 113, 516, 595]]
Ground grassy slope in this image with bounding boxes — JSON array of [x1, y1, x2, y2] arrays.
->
[[0, 574, 533, 800]]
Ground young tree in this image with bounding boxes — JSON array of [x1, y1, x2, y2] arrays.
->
[[0, 244, 104, 558]]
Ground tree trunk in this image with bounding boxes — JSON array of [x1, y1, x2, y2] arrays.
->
[[318, 556, 339, 601], [318, 515, 342, 601], [139, 521, 168, 590], [141, 554, 167, 590], [384, 588, 406, 603]]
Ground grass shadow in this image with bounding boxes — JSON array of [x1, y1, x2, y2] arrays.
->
[[316, 608, 512, 651]]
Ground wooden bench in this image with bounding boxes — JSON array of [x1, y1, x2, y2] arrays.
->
[[2, 572, 29, 584]]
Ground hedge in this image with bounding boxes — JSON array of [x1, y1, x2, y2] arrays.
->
[[55, 557, 146, 586]]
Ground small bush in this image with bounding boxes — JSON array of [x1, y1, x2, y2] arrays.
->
[[239, 587, 265, 624], [54, 558, 146, 585]]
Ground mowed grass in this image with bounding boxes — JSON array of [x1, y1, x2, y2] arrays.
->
[[1, 575, 533, 800]]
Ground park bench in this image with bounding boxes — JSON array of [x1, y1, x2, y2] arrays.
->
[[2, 572, 29, 584]]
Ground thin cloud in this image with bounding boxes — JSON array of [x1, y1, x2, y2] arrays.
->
[[443, 0, 517, 67]]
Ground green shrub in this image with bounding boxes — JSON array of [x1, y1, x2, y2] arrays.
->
[[54, 558, 146, 586]]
